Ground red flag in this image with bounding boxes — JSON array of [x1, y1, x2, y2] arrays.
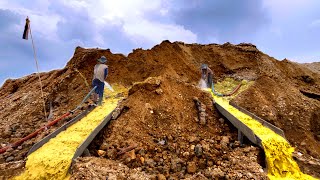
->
[[22, 17, 30, 40]]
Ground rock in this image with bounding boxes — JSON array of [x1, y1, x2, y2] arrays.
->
[[138, 148, 146, 155], [100, 142, 109, 150], [155, 88, 163, 95], [3, 126, 12, 138], [157, 174, 166, 180], [155, 79, 161, 86], [128, 150, 136, 160], [216, 161, 221, 166], [221, 136, 230, 146], [219, 118, 225, 124], [3, 152, 9, 157], [204, 169, 212, 178], [178, 172, 185, 179], [200, 104, 206, 110], [158, 139, 166, 145], [308, 160, 317, 165], [140, 157, 145, 164], [170, 158, 183, 172], [199, 117, 206, 125], [194, 117, 199, 122], [182, 152, 190, 157], [6, 156, 14, 162], [211, 168, 225, 178], [187, 162, 197, 174], [207, 161, 213, 166], [189, 136, 198, 143], [199, 107, 206, 112], [233, 141, 240, 148], [199, 111, 206, 117], [106, 148, 117, 159], [300, 141, 306, 146], [243, 147, 251, 153], [17, 146, 23, 150], [198, 158, 206, 169], [154, 156, 160, 163], [170, 162, 178, 172], [145, 103, 153, 110], [194, 144, 203, 157], [145, 158, 156, 167], [200, 141, 210, 151], [162, 153, 168, 160], [97, 150, 106, 157], [190, 145, 195, 151]]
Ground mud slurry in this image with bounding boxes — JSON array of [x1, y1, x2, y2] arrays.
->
[[210, 79, 317, 180], [14, 85, 126, 180]]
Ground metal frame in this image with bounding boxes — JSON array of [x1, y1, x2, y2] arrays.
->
[[27, 106, 95, 156], [229, 101, 287, 140], [215, 103, 262, 148], [71, 112, 113, 160], [69, 110, 114, 172]]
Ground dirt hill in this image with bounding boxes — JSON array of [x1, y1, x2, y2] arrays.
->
[[303, 62, 320, 74], [0, 41, 320, 179]]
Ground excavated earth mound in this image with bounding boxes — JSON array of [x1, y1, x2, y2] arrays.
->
[[303, 62, 320, 74], [0, 41, 319, 179], [79, 76, 266, 179]]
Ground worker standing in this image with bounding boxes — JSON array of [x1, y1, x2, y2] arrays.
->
[[92, 56, 108, 106], [201, 64, 213, 88]]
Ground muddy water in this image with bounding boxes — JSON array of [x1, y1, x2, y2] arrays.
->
[[14, 86, 125, 180], [212, 94, 317, 180]]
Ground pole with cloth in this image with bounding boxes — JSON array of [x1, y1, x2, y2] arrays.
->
[[23, 17, 47, 120]]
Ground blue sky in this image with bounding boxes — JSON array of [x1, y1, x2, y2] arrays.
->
[[0, 0, 319, 86]]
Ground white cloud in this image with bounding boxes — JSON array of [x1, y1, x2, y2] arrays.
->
[[90, 0, 163, 20], [58, 0, 88, 9], [310, 19, 320, 28], [124, 19, 197, 45], [262, 0, 316, 18], [57, 0, 196, 46]]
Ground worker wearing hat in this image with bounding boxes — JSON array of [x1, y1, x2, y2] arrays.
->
[[201, 63, 213, 88], [92, 56, 108, 105]]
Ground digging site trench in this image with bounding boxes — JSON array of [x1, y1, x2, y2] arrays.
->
[[0, 41, 320, 179]]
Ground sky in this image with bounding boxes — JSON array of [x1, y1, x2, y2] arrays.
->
[[0, 0, 319, 86]]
